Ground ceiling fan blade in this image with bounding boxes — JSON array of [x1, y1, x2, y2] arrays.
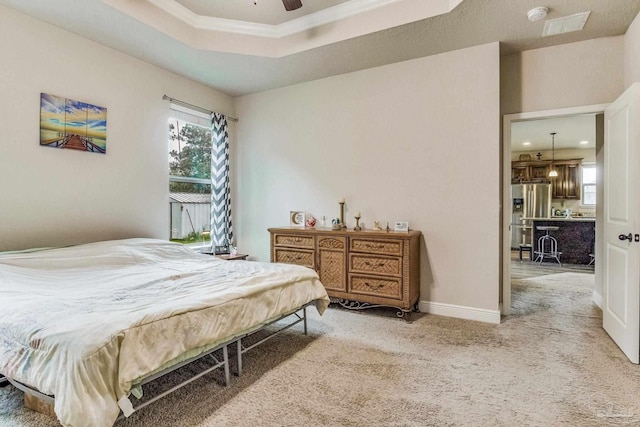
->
[[282, 0, 302, 11]]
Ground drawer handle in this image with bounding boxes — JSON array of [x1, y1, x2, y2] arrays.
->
[[363, 261, 386, 267], [364, 243, 384, 249], [364, 282, 383, 290]]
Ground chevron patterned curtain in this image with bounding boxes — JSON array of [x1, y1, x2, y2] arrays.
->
[[210, 113, 233, 247]]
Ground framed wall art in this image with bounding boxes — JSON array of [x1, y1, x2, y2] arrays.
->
[[40, 93, 107, 154]]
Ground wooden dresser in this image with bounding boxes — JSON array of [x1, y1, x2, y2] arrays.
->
[[268, 227, 421, 319]]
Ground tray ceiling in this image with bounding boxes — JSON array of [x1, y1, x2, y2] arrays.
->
[[0, 0, 639, 96]]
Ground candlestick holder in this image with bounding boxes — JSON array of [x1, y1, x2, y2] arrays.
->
[[339, 201, 346, 229], [354, 216, 361, 231]]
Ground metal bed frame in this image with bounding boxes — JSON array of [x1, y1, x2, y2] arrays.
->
[[0, 302, 314, 420], [235, 302, 311, 376]]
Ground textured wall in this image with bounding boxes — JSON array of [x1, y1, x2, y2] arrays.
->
[[0, 6, 234, 251], [501, 37, 624, 115], [625, 10, 640, 87], [235, 43, 501, 316]]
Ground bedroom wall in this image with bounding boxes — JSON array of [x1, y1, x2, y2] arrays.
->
[[625, 11, 640, 87], [501, 37, 624, 115], [0, 6, 234, 251], [235, 43, 501, 321]]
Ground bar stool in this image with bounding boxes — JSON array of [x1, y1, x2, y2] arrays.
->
[[534, 226, 562, 265], [519, 244, 533, 261]]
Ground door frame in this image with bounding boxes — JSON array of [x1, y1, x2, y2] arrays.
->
[[501, 103, 609, 316]]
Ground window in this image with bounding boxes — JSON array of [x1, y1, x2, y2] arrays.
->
[[582, 164, 596, 206], [168, 104, 212, 245]]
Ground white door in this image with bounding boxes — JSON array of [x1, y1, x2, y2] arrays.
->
[[603, 83, 640, 364]]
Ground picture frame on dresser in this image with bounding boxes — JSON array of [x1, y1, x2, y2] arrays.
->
[[289, 211, 305, 226], [394, 221, 409, 232]]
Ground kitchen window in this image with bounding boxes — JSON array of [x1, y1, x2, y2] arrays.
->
[[582, 164, 596, 206]]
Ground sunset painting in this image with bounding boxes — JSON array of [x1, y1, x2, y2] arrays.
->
[[40, 93, 107, 154]]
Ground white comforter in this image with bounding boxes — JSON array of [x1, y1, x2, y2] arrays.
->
[[0, 238, 329, 427]]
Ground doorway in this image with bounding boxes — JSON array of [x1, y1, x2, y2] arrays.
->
[[502, 104, 608, 316]]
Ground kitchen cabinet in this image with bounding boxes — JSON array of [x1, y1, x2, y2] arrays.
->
[[511, 160, 550, 183], [269, 227, 421, 320], [550, 160, 581, 199]]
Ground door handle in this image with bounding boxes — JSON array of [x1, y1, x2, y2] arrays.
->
[[618, 233, 632, 242]]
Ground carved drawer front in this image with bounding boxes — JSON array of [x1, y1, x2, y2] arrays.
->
[[274, 248, 315, 269], [318, 236, 346, 250], [349, 254, 401, 277], [273, 233, 314, 249], [349, 275, 402, 299], [350, 238, 402, 256]]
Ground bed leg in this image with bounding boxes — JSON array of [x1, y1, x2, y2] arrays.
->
[[223, 345, 230, 386], [236, 339, 243, 377], [303, 306, 308, 335]]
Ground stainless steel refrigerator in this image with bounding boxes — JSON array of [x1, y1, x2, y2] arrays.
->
[[511, 183, 551, 249]]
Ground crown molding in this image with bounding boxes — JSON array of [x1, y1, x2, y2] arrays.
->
[[147, 0, 404, 38]]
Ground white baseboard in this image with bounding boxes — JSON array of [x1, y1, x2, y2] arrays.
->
[[592, 291, 603, 309], [419, 300, 501, 324]]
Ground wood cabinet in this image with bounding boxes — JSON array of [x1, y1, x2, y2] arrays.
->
[[511, 160, 551, 183], [269, 227, 421, 317], [512, 159, 582, 199], [550, 161, 581, 199]]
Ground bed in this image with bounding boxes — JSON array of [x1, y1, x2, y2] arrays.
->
[[0, 238, 329, 427]]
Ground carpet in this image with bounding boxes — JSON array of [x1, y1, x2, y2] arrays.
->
[[2, 272, 640, 426]]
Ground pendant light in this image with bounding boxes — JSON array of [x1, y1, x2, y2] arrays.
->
[[548, 132, 558, 177]]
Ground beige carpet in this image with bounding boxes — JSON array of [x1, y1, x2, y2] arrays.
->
[[2, 272, 640, 426]]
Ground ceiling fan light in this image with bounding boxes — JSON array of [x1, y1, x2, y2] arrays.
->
[[282, 0, 303, 11]]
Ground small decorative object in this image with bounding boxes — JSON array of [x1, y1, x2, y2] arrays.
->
[[320, 215, 327, 228], [40, 93, 107, 154], [536, 152, 542, 160], [373, 221, 382, 231], [331, 218, 342, 230], [290, 211, 305, 226], [518, 154, 532, 161], [394, 221, 409, 232], [306, 216, 316, 227], [230, 246, 238, 256], [214, 244, 230, 255], [385, 222, 390, 232], [339, 198, 346, 229], [353, 211, 361, 231]]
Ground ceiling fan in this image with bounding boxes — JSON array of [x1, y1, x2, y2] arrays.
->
[[282, 0, 303, 11], [254, 0, 303, 11]]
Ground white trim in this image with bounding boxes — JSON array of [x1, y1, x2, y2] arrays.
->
[[419, 300, 501, 324], [149, 0, 413, 38], [502, 103, 609, 316], [593, 290, 603, 309]]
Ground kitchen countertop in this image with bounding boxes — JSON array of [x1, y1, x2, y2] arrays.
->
[[525, 217, 596, 222]]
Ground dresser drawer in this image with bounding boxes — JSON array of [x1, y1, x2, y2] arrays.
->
[[274, 248, 315, 269], [349, 254, 401, 277], [350, 238, 402, 256], [273, 233, 315, 249], [349, 275, 402, 300]]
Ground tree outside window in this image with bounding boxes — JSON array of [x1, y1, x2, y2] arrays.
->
[[169, 118, 212, 244]]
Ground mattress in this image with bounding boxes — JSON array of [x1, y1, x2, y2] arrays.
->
[[0, 238, 329, 427]]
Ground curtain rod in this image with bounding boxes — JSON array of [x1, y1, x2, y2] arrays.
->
[[162, 95, 239, 123]]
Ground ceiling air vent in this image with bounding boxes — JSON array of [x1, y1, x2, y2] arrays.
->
[[542, 11, 591, 37]]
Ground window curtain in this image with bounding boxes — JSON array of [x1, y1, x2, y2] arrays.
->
[[210, 113, 233, 247]]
